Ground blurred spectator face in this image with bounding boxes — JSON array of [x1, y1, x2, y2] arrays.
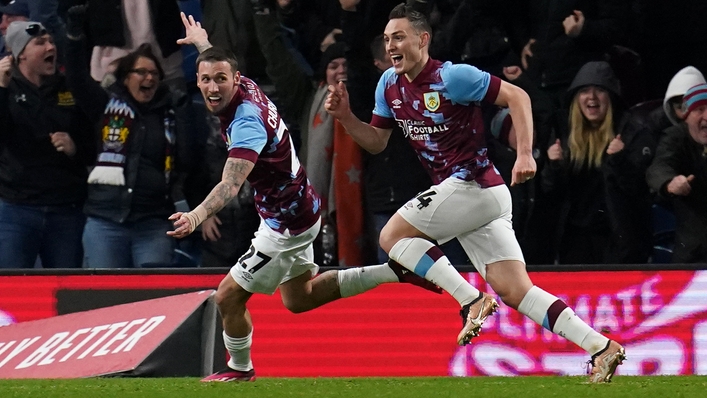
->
[[670, 97, 686, 120], [373, 53, 392, 72], [19, 32, 56, 77], [685, 104, 707, 145], [576, 85, 610, 127], [124, 56, 160, 104], [384, 17, 426, 76], [0, 13, 28, 37], [325, 57, 347, 87], [370, 34, 392, 72], [197, 60, 241, 115]]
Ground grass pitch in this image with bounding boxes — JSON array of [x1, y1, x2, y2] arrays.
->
[[1, 376, 706, 398]]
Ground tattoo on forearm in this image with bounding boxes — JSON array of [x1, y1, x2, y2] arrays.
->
[[202, 158, 251, 217]]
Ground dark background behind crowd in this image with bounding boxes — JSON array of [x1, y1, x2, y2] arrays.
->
[[1, 0, 706, 269]]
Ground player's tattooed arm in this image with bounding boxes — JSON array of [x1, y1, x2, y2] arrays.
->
[[203, 157, 255, 217], [168, 157, 254, 238]]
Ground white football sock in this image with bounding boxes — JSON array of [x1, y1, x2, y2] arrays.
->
[[518, 286, 609, 355], [337, 264, 397, 298], [389, 237, 480, 306], [224, 330, 253, 371]]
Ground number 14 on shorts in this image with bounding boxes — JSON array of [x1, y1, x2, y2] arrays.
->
[[416, 190, 436, 209]]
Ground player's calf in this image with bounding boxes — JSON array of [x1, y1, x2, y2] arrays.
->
[[388, 260, 443, 293]]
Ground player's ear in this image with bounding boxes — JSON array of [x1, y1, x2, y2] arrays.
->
[[233, 70, 241, 86], [419, 31, 431, 49]]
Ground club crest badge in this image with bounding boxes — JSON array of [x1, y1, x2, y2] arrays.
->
[[57, 91, 75, 106], [423, 92, 440, 112]]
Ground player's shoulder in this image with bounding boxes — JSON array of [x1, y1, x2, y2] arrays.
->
[[234, 100, 263, 121], [439, 61, 484, 83], [379, 67, 399, 88]]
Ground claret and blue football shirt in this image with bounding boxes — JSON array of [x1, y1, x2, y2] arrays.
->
[[218, 77, 320, 235], [371, 59, 505, 188]]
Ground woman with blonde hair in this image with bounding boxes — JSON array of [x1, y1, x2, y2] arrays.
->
[[542, 61, 655, 265]]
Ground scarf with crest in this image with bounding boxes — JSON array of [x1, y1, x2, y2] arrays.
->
[[88, 96, 176, 185]]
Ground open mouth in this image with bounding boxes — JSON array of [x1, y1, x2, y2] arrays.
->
[[390, 55, 403, 65], [585, 103, 600, 112], [207, 95, 222, 108], [43, 54, 55, 65], [139, 85, 155, 94]]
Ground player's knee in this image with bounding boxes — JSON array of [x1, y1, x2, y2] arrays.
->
[[486, 281, 527, 309], [281, 297, 308, 314], [497, 290, 522, 309], [378, 225, 397, 254], [214, 280, 249, 314], [214, 287, 236, 312]]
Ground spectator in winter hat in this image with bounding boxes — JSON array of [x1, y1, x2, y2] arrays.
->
[[664, 66, 706, 126], [647, 83, 707, 263]]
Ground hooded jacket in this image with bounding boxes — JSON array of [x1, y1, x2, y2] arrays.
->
[[542, 61, 655, 264], [663, 66, 706, 126], [566, 61, 622, 106]]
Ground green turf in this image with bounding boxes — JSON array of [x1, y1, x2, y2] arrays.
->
[[1, 376, 706, 398]]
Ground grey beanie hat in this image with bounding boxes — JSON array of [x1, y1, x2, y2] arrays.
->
[[5, 21, 47, 59]]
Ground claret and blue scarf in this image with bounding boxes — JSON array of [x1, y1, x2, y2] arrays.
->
[[87, 97, 175, 186]]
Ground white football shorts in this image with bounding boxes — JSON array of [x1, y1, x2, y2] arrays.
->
[[397, 177, 524, 278], [230, 218, 321, 294]]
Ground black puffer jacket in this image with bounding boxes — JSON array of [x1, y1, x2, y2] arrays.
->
[[0, 69, 93, 206]]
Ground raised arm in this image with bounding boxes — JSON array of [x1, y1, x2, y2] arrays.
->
[[176, 12, 213, 53], [29, 0, 67, 66], [64, 5, 109, 120], [325, 81, 392, 154], [0, 56, 12, 138], [251, 5, 314, 129], [168, 157, 254, 238]]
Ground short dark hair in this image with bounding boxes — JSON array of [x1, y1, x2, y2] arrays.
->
[[388, 3, 432, 35], [113, 43, 165, 83], [370, 34, 387, 62], [195, 47, 239, 74]]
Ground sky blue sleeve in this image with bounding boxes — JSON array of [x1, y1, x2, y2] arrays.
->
[[227, 102, 267, 153], [441, 63, 491, 104], [372, 69, 394, 119]]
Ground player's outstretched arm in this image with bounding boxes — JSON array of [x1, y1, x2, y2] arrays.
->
[[168, 157, 255, 239], [495, 80, 536, 186], [325, 81, 392, 154], [176, 12, 213, 53]]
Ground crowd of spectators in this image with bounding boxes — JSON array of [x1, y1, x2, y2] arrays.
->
[[1, 0, 706, 268]]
